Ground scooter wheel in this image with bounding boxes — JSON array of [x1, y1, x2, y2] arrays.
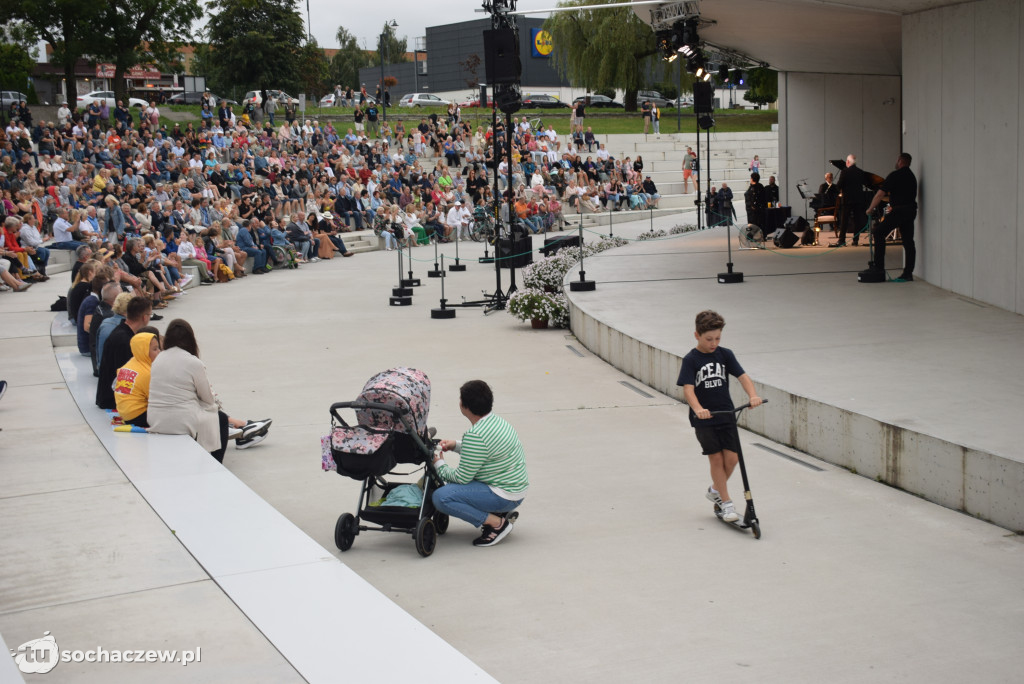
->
[[750, 521, 761, 539]]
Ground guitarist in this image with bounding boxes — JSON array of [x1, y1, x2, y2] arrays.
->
[[866, 153, 918, 282]]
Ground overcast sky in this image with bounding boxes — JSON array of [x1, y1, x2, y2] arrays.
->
[[304, 0, 556, 50]]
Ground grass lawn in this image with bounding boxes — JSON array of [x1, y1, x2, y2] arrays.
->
[[157, 104, 777, 136]]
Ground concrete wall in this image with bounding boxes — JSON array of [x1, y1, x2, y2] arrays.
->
[[568, 303, 1024, 533], [778, 72, 901, 208], [903, 0, 1024, 314]]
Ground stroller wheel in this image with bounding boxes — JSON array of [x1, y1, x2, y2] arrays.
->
[[335, 513, 357, 552], [414, 518, 437, 557], [432, 512, 450, 535]]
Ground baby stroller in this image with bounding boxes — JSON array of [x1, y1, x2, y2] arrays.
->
[[323, 367, 448, 557]]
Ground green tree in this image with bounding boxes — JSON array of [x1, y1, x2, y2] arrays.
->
[[744, 67, 778, 108], [330, 26, 370, 91], [375, 22, 407, 66], [543, 0, 656, 111], [297, 37, 330, 100], [205, 0, 305, 95], [0, 0, 103, 105], [93, 0, 203, 103], [0, 42, 36, 99]]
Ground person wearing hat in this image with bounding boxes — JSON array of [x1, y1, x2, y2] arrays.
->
[[641, 175, 661, 209]]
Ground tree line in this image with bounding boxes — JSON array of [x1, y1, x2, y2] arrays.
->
[[0, 0, 406, 106]]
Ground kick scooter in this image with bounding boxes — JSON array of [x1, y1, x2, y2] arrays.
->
[[709, 400, 766, 539]]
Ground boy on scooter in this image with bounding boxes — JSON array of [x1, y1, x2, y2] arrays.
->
[[677, 310, 763, 522]]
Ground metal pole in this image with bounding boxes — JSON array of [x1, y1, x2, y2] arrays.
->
[[380, 32, 386, 123]]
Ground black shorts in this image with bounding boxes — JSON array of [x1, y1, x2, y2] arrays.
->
[[694, 423, 741, 456]]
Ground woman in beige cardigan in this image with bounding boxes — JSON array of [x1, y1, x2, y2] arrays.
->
[[148, 319, 271, 460]]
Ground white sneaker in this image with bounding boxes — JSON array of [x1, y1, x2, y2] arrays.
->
[[240, 418, 272, 440], [705, 487, 723, 506], [720, 501, 739, 522], [227, 426, 243, 440], [236, 433, 266, 450]]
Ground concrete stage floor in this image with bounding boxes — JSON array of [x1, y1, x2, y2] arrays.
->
[[1, 211, 1022, 683]]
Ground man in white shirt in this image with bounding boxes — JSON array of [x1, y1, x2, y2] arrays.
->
[[596, 143, 610, 162], [57, 103, 72, 127], [50, 208, 85, 250], [446, 201, 468, 241]]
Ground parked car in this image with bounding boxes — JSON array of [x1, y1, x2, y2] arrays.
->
[[637, 90, 673, 108], [77, 90, 149, 109], [672, 95, 695, 109], [573, 94, 622, 108], [521, 94, 570, 109], [243, 90, 300, 107], [398, 93, 451, 108], [168, 91, 238, 106], [319, 93, 378, 107], [0, 91, 29, 106], [458, 94, 493, 108]]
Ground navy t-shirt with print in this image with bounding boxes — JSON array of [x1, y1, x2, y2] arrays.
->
[[677, 346, 745, 427]]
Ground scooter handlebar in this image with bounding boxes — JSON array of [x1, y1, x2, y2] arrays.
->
[[709, 398, 768, 416]]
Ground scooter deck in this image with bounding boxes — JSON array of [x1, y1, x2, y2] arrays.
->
[[714, 506, 760, 537]]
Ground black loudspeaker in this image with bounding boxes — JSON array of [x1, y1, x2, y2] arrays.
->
[[541, 234, 580, 257], [694, 82, 713, 114], [483, 29, 521, 85], [479, 84, 488, 107], [497, 236, 533, 269], [495, 83, 521, 114], [784, 216, 809, 232], [772, 228, 799, 249]]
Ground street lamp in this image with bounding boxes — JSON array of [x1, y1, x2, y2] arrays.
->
[[380, 19, 397, 122]]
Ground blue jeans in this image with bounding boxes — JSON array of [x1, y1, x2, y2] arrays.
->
[[50, 241, 83, 250], [30, 246, 50, 273], [432, 481, 522, 528]]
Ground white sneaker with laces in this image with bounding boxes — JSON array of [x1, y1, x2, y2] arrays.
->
[[720, 501, 740, 523], [706, 486, 723, 506]]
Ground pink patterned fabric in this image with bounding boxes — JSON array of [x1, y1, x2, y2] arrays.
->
[[355, 367, 431, 435]]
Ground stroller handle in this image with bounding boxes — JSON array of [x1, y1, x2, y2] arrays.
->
[[330, 400, 408, 424], [709, 398, 768, 416]]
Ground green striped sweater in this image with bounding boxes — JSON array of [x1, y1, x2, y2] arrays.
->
[[437, 413, 529, 498]]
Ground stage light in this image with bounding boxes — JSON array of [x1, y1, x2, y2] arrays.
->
[[701, 71, 712, 82], [737, 71, 745, 85], [718, 65, 730, 82]]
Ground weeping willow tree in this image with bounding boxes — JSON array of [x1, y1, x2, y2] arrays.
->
[[543, 0, 656, 112]]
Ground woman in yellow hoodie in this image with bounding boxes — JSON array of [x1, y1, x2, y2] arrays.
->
[[113, 329, 161, 427]]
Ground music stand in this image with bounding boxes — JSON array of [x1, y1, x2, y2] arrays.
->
[[795, 181, 813, 220]]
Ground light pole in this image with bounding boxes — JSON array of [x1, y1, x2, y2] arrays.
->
[[380, 19, 397, 122]]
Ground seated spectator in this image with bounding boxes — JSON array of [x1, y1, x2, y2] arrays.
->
[[76, 273, 110, 356], [89, 282, 122, 376], [148, 319, 272, 460], [97, 296, 153, 410], [68, 260, 99, 323], [113, 329, 161, 427], [96, 292, 132, 370], [176, 231, 215, 284]]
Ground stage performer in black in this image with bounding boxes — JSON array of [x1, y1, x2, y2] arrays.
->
[[833, 154, 866, 247], [744, 173, 766, 234], [865, 153, 918, 282]]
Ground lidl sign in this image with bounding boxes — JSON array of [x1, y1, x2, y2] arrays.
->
[[531, 29, 553, 58]]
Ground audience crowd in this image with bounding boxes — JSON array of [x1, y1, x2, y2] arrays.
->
[[0, 96, 664, 293]]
